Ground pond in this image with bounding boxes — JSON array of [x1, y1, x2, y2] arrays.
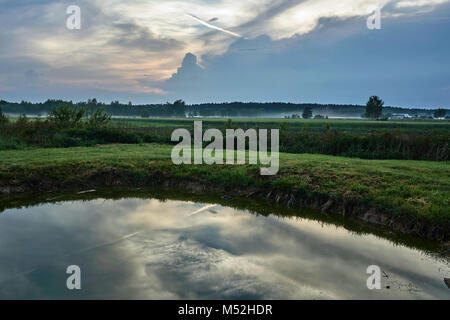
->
[[0, 192, 448, 299]]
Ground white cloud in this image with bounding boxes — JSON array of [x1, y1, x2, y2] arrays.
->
[[396, 0, 449, 8]]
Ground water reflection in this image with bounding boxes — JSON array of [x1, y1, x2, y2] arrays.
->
[[0, 197, 448, 299]]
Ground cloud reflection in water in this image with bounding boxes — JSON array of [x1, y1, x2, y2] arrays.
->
[[0, 198, 448, 299]]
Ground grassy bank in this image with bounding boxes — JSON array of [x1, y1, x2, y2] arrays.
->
[[0, 143, 449, 240]]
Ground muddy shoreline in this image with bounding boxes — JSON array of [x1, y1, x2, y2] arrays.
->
[[1, 167, 449, 243]]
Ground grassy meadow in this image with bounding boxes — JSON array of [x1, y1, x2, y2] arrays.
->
[[2, 116, 448, 160], [112, 117, 450, 133]]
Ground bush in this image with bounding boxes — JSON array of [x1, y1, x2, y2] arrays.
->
[[47, 128, 143, 148], [47, 103, 112, 130], [48, 104, 87, 128], [87, 108, 111, 129], [50, 132, 91, 148], [0, 136, 26, 150], [278, 130, 449, 161]]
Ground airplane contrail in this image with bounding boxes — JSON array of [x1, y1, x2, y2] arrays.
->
[[186, 13, 243, 38], [188, 204, 218, 216]]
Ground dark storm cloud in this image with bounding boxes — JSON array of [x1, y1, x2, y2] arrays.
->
[[109, 22, 184, 52], [167, 53, 204, 82], [236, 0, 307, 33], [161, 5, 450, 108]]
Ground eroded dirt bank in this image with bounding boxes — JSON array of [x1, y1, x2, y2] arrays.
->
[[0, 166, 448, 243]]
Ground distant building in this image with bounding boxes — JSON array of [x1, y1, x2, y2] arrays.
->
[[390, 113, 412, 120]]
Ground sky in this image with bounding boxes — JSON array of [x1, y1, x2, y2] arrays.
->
[[0, 0, 449, 108]]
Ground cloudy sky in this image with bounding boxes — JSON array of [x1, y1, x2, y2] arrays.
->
[[0, 0, 449, 107]]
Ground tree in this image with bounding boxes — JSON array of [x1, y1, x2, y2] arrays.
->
[[434, 108, 446, 118], [172, 99, 187, 117], [302, 106, 313, 119], [87, 98, 98, 105], [365, 96, 384, 119]]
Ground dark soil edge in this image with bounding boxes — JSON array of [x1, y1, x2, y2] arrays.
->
[[0, 166, 449, 243]]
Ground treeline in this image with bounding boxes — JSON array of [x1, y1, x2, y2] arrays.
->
[[187, 103, 441, 118], [187, 102, 364, 117], [0, 99, 439, 118], [0, 99, 186, 118]]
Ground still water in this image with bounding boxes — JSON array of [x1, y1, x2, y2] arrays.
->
[[0, 196, 448, 299]]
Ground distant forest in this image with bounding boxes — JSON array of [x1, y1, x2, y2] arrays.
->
[[0, 99, 441, 118]]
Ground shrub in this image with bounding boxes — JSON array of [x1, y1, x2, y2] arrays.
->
[[87, 108, 111, 129], [15, 114, 29, 127], [48, 103, 87, 128], [0, 136, 25, 150]]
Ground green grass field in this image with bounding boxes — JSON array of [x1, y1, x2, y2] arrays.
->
[[1, 143, 448, 227], [112, 117, 450, 133], [8, 115, 450, 133], [3, 116, 448, 160]]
